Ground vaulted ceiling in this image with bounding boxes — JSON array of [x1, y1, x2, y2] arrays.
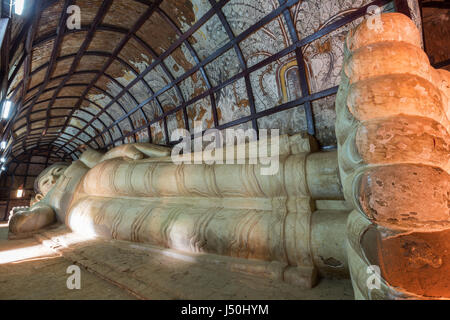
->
[[3, 0, 420, 164]]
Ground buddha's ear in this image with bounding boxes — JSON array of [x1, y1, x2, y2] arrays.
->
[[35, 194, 44, 202]]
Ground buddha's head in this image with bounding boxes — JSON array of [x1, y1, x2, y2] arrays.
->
[[33, 163, 69, 201]]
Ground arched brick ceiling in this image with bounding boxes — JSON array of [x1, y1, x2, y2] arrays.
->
[[1, 0, 421, 165]]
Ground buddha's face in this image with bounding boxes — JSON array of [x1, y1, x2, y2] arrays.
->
[[37, 164, 68, 196]]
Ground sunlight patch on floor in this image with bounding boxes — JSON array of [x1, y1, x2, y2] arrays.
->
[[0, 244, 59, 264]]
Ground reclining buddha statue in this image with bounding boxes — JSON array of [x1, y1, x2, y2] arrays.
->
[[7, 12, 450, 299], [8, 133, 349, 288]]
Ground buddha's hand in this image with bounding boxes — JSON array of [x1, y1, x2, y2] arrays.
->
[[10, 206, 28, 216], [8, 204, 55, 234], [8, 206, 28, 223]]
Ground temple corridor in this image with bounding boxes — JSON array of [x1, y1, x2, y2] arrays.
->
[[0, 0, 448, 303]]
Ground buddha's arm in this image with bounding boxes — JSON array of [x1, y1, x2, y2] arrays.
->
[[79, 143, 171, 168], [9, 202, 55, 234]]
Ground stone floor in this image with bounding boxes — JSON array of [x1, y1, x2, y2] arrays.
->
[[0, 223, 354, 300]]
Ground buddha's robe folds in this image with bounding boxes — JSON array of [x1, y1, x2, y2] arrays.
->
[[61, 135, 346, 287]]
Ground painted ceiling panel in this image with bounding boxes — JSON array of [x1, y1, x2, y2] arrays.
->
[[186, 95, 214, 132], [128, 80, 153, 103], [46, 77, 65, 89], [118, 38, 153, 68], [223, 0, 280, 38], [66, 72, 98, 84], [36, 1, 65, 38], [50, 108, 72, 117], [102, 0, 148, 29], [189, 14, 229, 60], [150, 121, 166, 144], [179, 71, 208, 101], [60, 32, 89, 56], [142, 100, 162, 118], [30, 110, 47, 120], [52, 57, 76, 76], [28, 67, 48, 89], [36, 87, 57, 101], [87, 30, 124, 52], [76, 55, 108, 72], [24, 87, 40, 102], [164, 44, 196, 78], [30, 39, 55, 72], [215, 78, 250, 125], [58, 84, 86, 97], [136, 12, 179, 56], [117, 93, 136, 113], [74, 0, 105, 24], [160, 0, 212, 33], [204, 47, 242, 87], [106, 59, 136, 83]]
